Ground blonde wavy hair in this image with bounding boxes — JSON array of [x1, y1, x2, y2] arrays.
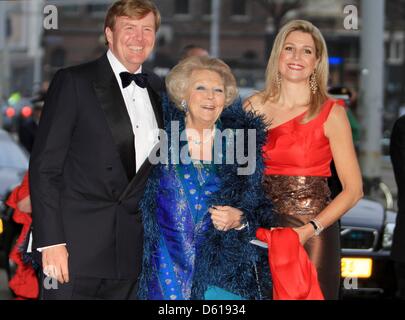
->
[[166, 56, 238, 110], [262, 20, 330, 119]]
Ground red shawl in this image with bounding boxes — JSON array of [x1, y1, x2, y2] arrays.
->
[[256, 227, 324, 300], [6, 172, 39, 299]]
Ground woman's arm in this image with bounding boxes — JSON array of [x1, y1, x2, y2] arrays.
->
[[242, 94, 263, 113], [295, 104, 363, 244]]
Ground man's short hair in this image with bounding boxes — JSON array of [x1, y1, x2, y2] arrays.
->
[[104, 0, 161, 45]]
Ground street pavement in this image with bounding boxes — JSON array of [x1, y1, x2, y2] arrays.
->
[[0, 269, 12, 300]]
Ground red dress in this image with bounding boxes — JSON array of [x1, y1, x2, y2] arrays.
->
[[262, 99, 341, 300], [263, 99, 335, 177]]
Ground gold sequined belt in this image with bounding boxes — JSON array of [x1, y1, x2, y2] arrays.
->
[[263, 175, 331, 216]]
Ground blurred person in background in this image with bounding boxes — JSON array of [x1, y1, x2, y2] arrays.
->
[[18, 99, 44, 153], [180, 44, 209, 60]]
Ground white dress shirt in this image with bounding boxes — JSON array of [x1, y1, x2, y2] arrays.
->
[[107, 49, 159, 172], [37, 50, 159, 252]]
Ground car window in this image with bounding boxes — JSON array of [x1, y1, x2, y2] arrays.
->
[[0, 139, 28, 169]]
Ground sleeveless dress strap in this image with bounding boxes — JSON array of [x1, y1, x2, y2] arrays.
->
[[317, 99, 340, 124]]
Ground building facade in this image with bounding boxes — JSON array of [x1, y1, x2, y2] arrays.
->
[[1, 0, 404, 117]]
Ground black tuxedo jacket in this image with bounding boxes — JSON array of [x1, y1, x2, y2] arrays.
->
[[29, 53, 164, 279], [390, 115, 405, 262]]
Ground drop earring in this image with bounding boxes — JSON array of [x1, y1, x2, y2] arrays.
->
[[181, 99, 188, 113], [276, 72, 282, 90], [309, 72, 318, 94]]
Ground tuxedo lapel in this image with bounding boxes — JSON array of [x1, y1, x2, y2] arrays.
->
[[118, 158, 153, 202], [147, 86, 163, 129], [145, 75, 164, 130], [93, 55, 136, 181]]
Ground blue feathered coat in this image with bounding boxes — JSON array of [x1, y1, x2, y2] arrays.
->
[[138, 94, 273, 300]]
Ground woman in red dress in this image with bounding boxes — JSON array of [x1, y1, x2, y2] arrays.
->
[[245, 20, 363, 300]]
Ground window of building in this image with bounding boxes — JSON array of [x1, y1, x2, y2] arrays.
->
[[388, 33, 404, 65], [5, 16, 13, 41], [175, 0, 190, 15], [51, 48, 66, 68], [203, 1, 212, 16], [61, 5, 81, 16], [231, 0, 247, 16], [87, 4, 109, 16]]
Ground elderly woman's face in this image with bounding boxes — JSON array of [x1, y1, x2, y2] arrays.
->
[[185, 69, 226, 128], [278, 31, 319, 84]]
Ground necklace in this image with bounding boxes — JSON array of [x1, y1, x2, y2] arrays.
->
[[192, 160, 206, 185], [186, 126, 216, 145]]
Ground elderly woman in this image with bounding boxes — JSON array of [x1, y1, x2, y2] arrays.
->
[[138, 56, 272, 300]]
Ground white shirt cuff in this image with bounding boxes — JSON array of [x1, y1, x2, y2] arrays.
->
[[37, 243, 66, 252]]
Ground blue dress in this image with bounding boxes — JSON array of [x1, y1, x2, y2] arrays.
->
[[147, 160, 220, 300]]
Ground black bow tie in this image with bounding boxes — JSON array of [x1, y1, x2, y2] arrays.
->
[[119, 72, 148, 89]]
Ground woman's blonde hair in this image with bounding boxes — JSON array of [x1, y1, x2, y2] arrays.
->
[[166, 56, 238, 110], [262, 20, 329, 118]]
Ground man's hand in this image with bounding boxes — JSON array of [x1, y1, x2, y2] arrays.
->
[[42, 245, 69, 284]]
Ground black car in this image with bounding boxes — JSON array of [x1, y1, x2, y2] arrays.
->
[[0, 129, 29, 280], [340, 198, 397, 298]]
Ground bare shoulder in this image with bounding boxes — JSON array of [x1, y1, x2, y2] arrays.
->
[[243, 93, 265, 113], [327, 103, 349, 123], [324, 103, 350, 137]]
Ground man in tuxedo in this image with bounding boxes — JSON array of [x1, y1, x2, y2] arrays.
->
[[390, 114, 405, 299], [29, 0, 163, 299]]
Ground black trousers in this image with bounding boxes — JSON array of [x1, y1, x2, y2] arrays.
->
[[395, 262, 405, 299], [40, 273, 139, 300]]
